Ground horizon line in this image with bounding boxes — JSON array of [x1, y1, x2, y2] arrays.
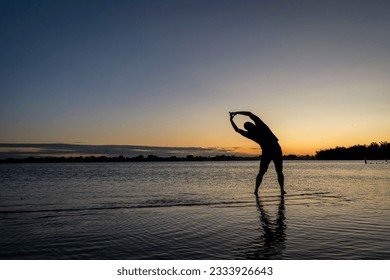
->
[[0, 143, 248, 159], [1, 142, 386, 159]]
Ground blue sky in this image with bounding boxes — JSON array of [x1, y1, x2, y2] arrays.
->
[[1, 0, 389, 156]]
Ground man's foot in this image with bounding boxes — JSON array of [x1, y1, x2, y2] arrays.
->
[[281, 190, 286, 195]]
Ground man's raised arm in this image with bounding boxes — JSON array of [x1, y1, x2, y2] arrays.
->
[[232, 111, 261, 123], [233, 111, 265, 127], [229, 112, 248, 137]]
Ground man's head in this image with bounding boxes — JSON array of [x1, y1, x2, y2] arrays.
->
[[244, 122, 256, 132]]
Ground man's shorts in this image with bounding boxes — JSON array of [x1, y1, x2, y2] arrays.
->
[[259, 143, 283, 173]]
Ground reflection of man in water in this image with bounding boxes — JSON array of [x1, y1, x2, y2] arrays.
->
[[230, 111, 285, 195], [255, 195, 286, 259]]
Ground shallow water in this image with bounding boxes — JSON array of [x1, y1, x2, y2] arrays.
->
[[0, 161, 389, 259]]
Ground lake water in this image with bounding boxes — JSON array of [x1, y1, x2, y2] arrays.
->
[[0, 161, 389, 259]]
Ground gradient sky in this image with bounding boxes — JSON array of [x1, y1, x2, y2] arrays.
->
[[1, 0, 389, 156]]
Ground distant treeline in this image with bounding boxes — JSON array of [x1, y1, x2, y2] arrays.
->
[[3, 142, 387, 163], [0, 155, 252, 163], [316, 142, 389, 160], [0, 154, 313, 163]]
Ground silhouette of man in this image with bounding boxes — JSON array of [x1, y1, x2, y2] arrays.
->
[[229, 111, 285, 196]]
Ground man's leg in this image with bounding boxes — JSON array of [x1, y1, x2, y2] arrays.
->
[[274, 146, 285, 195], [255, 171, 265, 195], [277, 171, 285, 195], [255, 155, 271, 195], [274, 145, 286, 195]]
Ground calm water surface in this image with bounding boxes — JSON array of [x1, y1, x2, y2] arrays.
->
[[0, 161, 389, 259]]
